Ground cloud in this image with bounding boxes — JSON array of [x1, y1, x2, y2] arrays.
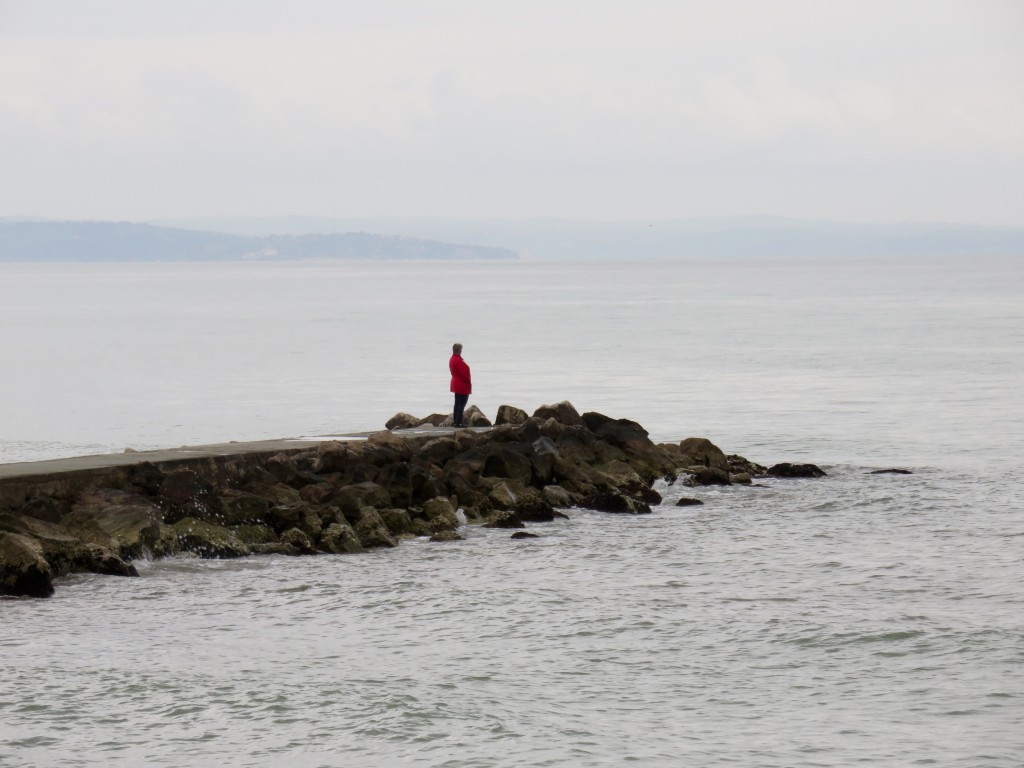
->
[[0, 0, 1022, 223]]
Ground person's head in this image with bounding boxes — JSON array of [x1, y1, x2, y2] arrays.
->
[[452, 342, 463, 355]]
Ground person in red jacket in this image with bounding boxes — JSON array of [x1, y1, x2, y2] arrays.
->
[[449, 342, 472, 427]]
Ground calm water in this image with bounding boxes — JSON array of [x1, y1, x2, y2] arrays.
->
[[2, 257, 1023, 766]]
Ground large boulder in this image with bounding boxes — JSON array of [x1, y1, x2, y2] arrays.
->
[[332, 482, 392, 523], [677, 438, 730, 474], [533, 401, 584, 427], [580, 489, 651, 515], [354, 508, 397, 549], [319, 521, 364, 554], [418, 413, 449, 427], [377, 508, 414, 537], [417, 436, 461, 467], [264, 453, 299, 485], [375, 462, 433, 508], [542, 485, 574, 508], [159, 470, 223, 524], [18, 496, 66, 524], [727, 454, 768, 478], [495, 405, 529, 426], [483, 510, 525, 529], [411, 497, 460, 536], [529, 437, 560, 485], [170, 518, 250, 558], [315, 441, 353, 474], [0, 532, 54, 598], [280, 527, 317, 555], [684, 467, 732, 486], [386, 412, 422, 430], [218, 489, 271, 526], [0, 514, 137, 578], [463, 405, 492, 427], [555, 426, 599, 464], [65, 489, 162, 559], [482, 445, 534, 486]]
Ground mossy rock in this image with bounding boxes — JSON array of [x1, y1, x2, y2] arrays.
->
[[170, 518, 250, 559]]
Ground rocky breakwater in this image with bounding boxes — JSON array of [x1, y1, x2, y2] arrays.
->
[[0, 401, 824, 598]]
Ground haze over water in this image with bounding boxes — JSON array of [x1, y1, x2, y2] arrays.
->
[[2, 256, 1022, 766]]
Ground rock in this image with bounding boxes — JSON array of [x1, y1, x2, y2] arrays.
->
[[377, 507, 414, 537], [542, 485, 574, 508], [515, 496, 558, 523], [511, 531, 539, 539], [219, 489, 271, 525], [767, 463, 827, 478], [463, 405, 492, 427], [675, 497, 704, 506], [18, 496, 66, 524], [586, 414, 653, 456], [580, 490, 651, 515], [482, 445, 534, 486], [418, 436, 461, 466], [528, 436, 560, 484], [250, 542, 302, 556], [264, 453, 299, 484], [386, 412, 422, 430], [418, 413, 449, 427], [0, 514, 137, 579], [495, 405, 529, 426], [65, 489, 162, 559], [730, 473, 752, 484], [299, 482, 335, 505], [333, 482, 392, 523], [869, 468, 913, 475], [415, 496, 461, 535], [677, 438, 731, 474], [232, 524, 279, 545], [485, 480, 518, 510], [314, 441, 350, 474], [159, 470, 222, 524], [0, 532, 54, 598], [170, 518, 250, 558], [533, 401, 584, 427], [510, 417, 543, 443], [354, 508, 397, 548], [727, 454, 768, 478], [125, 462, 165, 496], [483, 511, 525, 529], [280, 527, 317, 555], [319, 521, 364, 554], [429, 530, 464, 542], [556, 426, 599, 464], [375, 462, 415, 507], [684, 467, 732, 486]]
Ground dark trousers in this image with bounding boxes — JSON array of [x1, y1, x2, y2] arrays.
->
[[453, 393, 469, 426]]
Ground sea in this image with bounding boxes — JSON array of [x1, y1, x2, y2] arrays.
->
[[1, 256, 1022, 767]]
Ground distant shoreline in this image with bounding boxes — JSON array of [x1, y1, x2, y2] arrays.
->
[[0, 220, 518, 263]]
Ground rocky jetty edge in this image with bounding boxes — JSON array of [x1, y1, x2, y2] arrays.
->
[[1, 401, 826, 599]]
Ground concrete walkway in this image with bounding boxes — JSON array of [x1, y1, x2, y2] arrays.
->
[[0, 426, 490, 482]]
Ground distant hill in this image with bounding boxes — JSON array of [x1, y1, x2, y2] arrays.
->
[[0, 221, 518, 262], [153, 215, 1024, 260]]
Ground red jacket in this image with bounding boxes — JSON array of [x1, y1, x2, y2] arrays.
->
[[449, 353, 472, 395]]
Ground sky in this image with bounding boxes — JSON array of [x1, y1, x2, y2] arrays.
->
[[1, 0, 1022, 225]]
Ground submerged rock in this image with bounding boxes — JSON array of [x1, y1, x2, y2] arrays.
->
[[869, 468, 913, 475], [675, 498, 705, 507], [767, 463, 827, 478]]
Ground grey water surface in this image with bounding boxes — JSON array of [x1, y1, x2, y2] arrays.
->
[[1, 256, 1022, 766]]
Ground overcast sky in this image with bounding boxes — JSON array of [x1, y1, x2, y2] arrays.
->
[[1, 1, 1022, 225]]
